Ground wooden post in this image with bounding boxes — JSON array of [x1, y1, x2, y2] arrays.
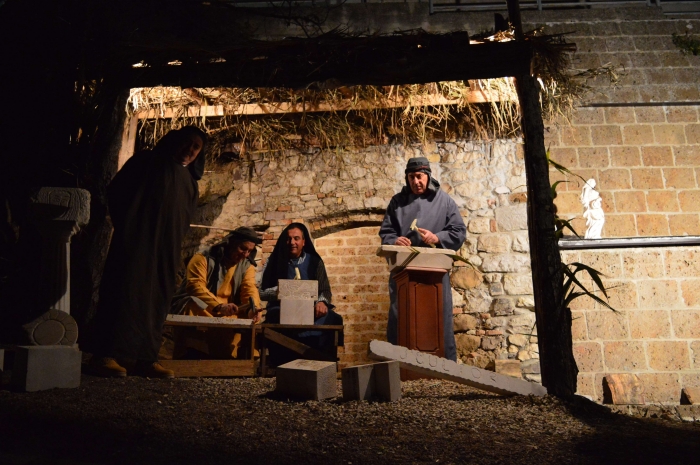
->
[[506, 0, 578, 398]]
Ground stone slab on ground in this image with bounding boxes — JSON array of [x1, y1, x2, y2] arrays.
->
[[374, 361, 401, 402], [681, 387, 700, 405], [276, 359, 337, 400], [342, 363, 375, 401], [603, 374, 645, 405], [368, 340, 546, 397], [342, 361, 401, 402], [10, 345, 81, 392], [280, 299, 314, 325]]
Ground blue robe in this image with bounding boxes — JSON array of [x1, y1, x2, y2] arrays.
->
[[379, 177, 466, 361]]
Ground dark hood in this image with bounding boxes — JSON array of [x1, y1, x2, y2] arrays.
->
[[261, 223, 319, 290]]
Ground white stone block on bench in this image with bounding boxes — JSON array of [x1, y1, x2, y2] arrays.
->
[[280, 299, 315, 325], [278, 279, 318, 299], [276, 359, 337, 400], [376, 245, 456, 271]]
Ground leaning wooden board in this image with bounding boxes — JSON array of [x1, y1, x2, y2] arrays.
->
[[158, 359, 256, 378]]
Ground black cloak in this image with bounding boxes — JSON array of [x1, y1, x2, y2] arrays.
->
[[93, 128, 205, 362]]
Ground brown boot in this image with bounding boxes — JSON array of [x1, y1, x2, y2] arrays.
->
[[136, 361, 175, 379], [89, 357, 127, 378]]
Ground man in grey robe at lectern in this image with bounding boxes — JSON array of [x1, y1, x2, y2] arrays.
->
[[379, 157, 467, 361]]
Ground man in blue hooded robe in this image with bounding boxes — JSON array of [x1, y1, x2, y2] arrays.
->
[[379, 157, 466, 361]]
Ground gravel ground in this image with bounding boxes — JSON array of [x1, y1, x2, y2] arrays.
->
[[1, 375, 699, 465]]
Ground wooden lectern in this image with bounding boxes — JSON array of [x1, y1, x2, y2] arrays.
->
[[377, 245, 456, 380]]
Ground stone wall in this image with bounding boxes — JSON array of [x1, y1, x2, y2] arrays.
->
[[540, 12, 700, 237], [563, 247, 700, 404], [194, 140, 536, 369]]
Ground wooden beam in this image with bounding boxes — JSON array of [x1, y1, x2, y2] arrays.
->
[[158, 359, 255, 377], [135, 89, 507, 119], [123, 36, 532, 89], [506, 0, 576, 398], [263, 328, 336, 362]]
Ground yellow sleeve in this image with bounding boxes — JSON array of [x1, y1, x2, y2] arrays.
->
[[184, 254, 225, 310], [238, 265, 261, 308]]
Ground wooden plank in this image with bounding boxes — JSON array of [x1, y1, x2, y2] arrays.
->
[[259, 324, 344, 331], [135, 91, 506, 119], [165, 314, 254, 328], [158, 359, 255, 378], [263, 329, 336, 362], [125, 38, 532, 89]]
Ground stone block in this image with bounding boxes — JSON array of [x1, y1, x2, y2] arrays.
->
[[603, 341, 647, 371], [573, 342, 604, 373], [646, 191, 679, 212], [275, 359, 337, 400], [342, 363, 375, 401], [342, 361, 401, 402], [477, 234, 512, 253], [610, 146, 641, 167], [280, 299, 314, 325], [10, 346, 81, 392], [631, 168, 664, 189], [503, 274, 534, 295], [520, 359, 540, 375], [450, 267, 482, 290], [647, 341, 691, 371], [493, 359, 521, 379], [629, 310, 671, 339], [585, 311, 629, 339], [641, 279, 682, 308], [613, 191, 646, 213], [669, 214, 700, 236], [671, 310, 700, 338], [681, 387, 700, 405], [453, 314, 478, 332], [455, 334, 481, 357], [374, 361, 401, 402], [622, 250, 663, 279], [481, 254, 530, 273], [494, 205, 528, 232], [278, 279, 318, 300], [637, 214, 670, 236], [638, 373, 681, 404], [368, 340, 546, 396], [603, 374, 645, 405], [604, 214, 637, 237]]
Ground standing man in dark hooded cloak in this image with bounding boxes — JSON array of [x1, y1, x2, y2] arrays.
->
[[260, 223, 343, 364], [379, 157, 466, 361], [90, 126, 207, 378]]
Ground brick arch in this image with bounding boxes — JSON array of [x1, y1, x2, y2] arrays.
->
[[305, 210, 385, 239], [313, 225, 391, 369]]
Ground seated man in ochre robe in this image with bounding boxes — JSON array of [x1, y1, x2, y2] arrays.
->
[[170, 226, 262, 359], [260, 223, 343, 365]]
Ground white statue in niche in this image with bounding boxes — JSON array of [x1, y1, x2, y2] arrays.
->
[[580, 179, 605, 239]]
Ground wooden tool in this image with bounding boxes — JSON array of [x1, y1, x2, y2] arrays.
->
[[409, 219, 436, 248]]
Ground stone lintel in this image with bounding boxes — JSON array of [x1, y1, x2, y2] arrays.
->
[[368, 340, 546, 397]]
